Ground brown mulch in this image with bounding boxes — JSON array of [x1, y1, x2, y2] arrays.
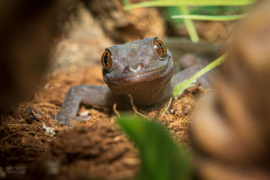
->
[[0, 64, 205, 179]]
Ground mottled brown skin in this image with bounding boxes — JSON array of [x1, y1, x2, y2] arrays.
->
[[33, 37, 213, 126]]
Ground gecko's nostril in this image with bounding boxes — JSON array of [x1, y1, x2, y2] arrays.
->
[[124, 66, 130, 73], [139, 63, 145, 69]]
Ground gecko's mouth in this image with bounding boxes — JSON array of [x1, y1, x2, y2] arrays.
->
[[105, 60, 173, 86]]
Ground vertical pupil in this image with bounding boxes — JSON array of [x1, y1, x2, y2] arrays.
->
[[104, 52, 108, 67], [157, 40, 165, 54]]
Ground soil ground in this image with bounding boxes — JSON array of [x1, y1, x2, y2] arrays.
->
[[0, 64, 203, 180]]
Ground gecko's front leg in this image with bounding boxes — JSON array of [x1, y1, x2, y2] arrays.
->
[[28, 85, 125, 126], [56, 85, 125, 126]]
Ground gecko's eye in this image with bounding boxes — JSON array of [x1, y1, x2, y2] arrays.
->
[[101, 49, 113, 70], [154, 38, 167, 58]]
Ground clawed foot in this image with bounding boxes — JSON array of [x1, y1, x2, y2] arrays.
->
[[26, 107, 91, 127], [26, 107, 45, 121]]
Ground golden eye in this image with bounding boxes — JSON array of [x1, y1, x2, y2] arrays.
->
[[101, 50, 113, 70], [154, 38, 167, 58]]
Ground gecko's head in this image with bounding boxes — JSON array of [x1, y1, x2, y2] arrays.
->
[[101, 37, 173, 94]]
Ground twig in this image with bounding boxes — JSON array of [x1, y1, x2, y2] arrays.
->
[[128, 94, 150, 121], [128, 94, 137, 111], [113, 103, 121, 118], [54, 104, 57, 122], [204, 88, 215, 94], [161, 98, 172, 118], [1, 115, 5, 125], [175, 107, 183, 117], [11, 117, 16, 124], [33, 102, 60, 112], [33, 102, 60, 108], [3, 124, 31, 126], [132, 107, 150, 121], [0, 135, 10, 143]]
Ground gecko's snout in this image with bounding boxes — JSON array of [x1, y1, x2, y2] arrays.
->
[[124, 63, 145, 73], [124, 66, 130, 73], [137, 63, 145, 69]]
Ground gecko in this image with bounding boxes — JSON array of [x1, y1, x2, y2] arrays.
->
[[28, 37, 215, 126]]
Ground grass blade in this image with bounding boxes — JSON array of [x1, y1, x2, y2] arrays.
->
[[124, 0, 256, 10], [172, 14, 247, 21], [173, 53, 227, 97], [179, 6, 199, 43]]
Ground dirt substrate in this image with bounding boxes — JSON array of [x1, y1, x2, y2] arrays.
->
[[0, 64, 204, 180]]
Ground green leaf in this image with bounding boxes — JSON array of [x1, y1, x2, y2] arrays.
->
[[121, 0, 130, 6], [173, 53, 227, 97], [179, 6, 199, 43], [117, 115, 193, 180], [123, 0, 256, 10], [172, 14, 247, 21]]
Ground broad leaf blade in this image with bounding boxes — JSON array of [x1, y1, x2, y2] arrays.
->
[[117, 115, 193, 180]]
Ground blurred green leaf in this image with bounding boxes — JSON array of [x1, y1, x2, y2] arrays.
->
[[189, 6, 246, 15], [173, 53, 227, 97], [121, 0, 130, 6], [179, 6, 199, 43], [117, 115, 193, 180], [163, 7, 183, 25], [123, 0, 256, 10], [172, 14, 247, 21]]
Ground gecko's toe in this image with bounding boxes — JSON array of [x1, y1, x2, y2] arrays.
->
[[63, 116, 91, 127], [54, 115, 75, 127], [65, 121, 74, 127], [54, 120, 73, 127], [26, 107, 43, 121]]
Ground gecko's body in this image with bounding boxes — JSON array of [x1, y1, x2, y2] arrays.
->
[[30, 37, 215, 126]]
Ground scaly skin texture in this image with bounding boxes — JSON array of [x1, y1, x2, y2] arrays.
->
[[33, 37, 216, 126]]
